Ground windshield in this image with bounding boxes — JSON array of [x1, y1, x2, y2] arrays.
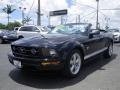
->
[[49, 24, 88, 34]]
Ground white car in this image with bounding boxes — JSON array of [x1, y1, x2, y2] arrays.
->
[[109, 29, 120, 42], [16, 25, 48, 39]]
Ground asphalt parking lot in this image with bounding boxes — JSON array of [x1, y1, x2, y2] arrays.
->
[[0, 43, 120, 90]]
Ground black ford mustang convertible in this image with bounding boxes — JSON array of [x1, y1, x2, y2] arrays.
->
[[8, 23, 113, 77]]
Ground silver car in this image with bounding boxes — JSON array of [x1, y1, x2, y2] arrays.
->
[[108, 29, 120, 42]]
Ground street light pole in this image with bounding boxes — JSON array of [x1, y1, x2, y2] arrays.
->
[[48, 15, 51, 26], [78, 15, 80, 23], [37, 0, 41, 25], [96, 0, 99, 29], [19, 7, 26, 26]]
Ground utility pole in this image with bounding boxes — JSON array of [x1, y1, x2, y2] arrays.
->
[[19, 7, 26, 26], [37, 0, 41, 25], [48, 15, 51, 26], [96, 0, 99, 29], [76, 16, 78, 23], [105, 17, 110, 29], [78, 15, 80, 23]]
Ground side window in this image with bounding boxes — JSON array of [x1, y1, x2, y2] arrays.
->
[[19, 26, 34, 32]]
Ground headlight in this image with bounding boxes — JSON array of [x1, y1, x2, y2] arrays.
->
[[49, 49, 57, 56], [42, 48, 58, 56]]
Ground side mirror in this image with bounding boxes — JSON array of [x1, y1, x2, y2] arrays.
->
[[89, 30, 100, 38]]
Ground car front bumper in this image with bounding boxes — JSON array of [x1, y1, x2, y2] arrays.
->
[[8, 52, 64, 71], [3, 36, 17, 42]]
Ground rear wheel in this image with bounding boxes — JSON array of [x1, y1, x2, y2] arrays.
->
[[0, 38, 3, 44], [103, 43, 113, 58], [64, 50, 83, 78]]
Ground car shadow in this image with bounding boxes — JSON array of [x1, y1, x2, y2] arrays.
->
[[9, 54, 117, 89]]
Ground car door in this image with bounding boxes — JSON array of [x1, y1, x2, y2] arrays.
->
[[83, 36, 100, 56], [92, 29, 106, 50], [82, 29, 104, 59], [97, 32, 106, 50]]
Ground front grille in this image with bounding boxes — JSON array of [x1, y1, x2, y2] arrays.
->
[[11, 45, 49, 58]]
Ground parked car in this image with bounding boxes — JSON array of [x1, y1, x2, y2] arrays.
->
[[108, 29, 120, 42], [109, 29, 120, 42], [0, 29, 7, 33], [8, 23, 113, 77], [0, 30, 17, 44], [16, 25, 48, 39]]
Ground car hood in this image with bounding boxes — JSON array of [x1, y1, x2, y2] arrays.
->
[[12, 34, 86, 47]]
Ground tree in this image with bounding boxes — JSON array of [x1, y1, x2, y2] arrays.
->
[[0, 23, 6, 29], [2, 4, 16, 25], [6, 21, 21, 30], [23, 16, 32, 25]]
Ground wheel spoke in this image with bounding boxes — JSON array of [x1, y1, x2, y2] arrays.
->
[[76, 58, 80, 63], [74, 65, 78, 72], [73, 54, 76, 61], [70, 65, 75, 72]]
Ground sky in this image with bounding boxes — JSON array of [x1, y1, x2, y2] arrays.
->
[[0, 0, 120, 29]]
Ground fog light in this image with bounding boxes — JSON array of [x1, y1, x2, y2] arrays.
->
[[41, 61, 60, 66]]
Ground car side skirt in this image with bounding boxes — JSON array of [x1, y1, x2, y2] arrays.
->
[[84, 47, 108, 60]]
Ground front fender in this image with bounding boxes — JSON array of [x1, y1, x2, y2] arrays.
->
[[59, 41, 85, 60]]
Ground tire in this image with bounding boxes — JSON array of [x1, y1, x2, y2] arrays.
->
[[64, 49, 83, 78], [103, 43, 113, 58], [0, 38, 3, 44]]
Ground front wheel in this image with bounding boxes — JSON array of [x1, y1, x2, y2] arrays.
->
[[64, 50, 83, 78], [103, 43, 113, 58]]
